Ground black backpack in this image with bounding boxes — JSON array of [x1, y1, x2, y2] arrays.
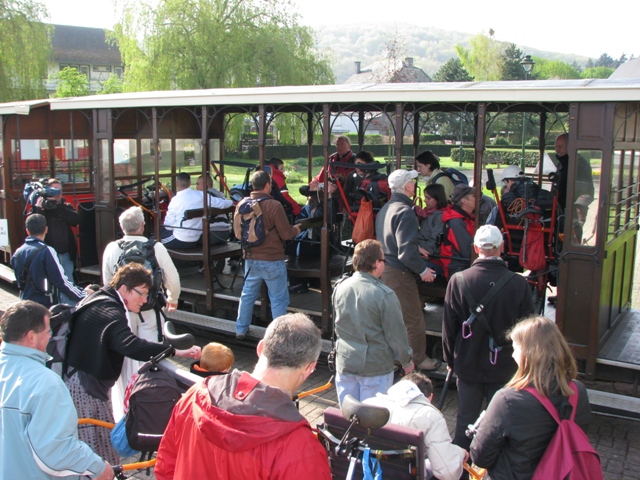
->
[[116, 239, 164, 311], [125, 362, 182, 452], [47, 294, 117, 377], [233, 197, 274, 249]]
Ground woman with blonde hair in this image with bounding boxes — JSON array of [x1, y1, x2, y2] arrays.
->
[[470, 315, 592, 480]]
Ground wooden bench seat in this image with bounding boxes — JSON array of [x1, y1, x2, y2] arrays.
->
[[284, 251, 352, 334], [286, 254, 352, 278], [166, 241, 242, 263]]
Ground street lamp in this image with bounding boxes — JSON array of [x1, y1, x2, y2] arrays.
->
[[520, 54, 535, 171]]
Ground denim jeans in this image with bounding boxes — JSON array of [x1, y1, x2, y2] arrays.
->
[[235, 259, 289, 335], [57, 252, 77, 306], [335, 371, 394, 407]]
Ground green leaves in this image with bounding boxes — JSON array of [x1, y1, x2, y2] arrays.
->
[[52, 66, 90, 98], [0, 0, 50, 101], [111, 0, 334, 92]]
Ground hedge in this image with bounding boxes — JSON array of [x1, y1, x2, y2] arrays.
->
[[452, 148, 542, 167], [246, 144, 453, 160]]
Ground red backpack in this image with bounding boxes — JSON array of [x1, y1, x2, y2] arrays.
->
[[525, 382, 603, 480]]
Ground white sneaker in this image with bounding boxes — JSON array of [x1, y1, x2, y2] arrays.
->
[[417, 358, 441, 371]]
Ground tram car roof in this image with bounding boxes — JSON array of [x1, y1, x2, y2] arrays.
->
[[1, 79, 640, 116]]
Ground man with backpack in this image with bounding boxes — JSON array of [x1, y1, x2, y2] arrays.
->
[[0, 300, 114, 480], [233, 170, 302, 339], [415, 150, 456, 200], [102, 206, 181, 419], [155, 313, 331, 480], [443, 225, 535, 450], [11, 214, 86, 307]]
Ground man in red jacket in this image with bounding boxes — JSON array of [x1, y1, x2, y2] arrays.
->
[[155, 313, 331, 480]]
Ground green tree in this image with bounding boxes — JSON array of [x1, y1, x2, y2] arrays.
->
[[501, 43, 526, 80], [111, 0, 334, 92], [53, 67, 90, 98], [432, 58, 473, 82], [594, 53, 626, 69], [581, 67, 614, 79], [455, 32, 504, 81], [0, 0, 50, 102], [98, 73, 123, 94], [534, 58, 581, 80]]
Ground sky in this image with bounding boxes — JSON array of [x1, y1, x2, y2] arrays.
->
[[40, 0, 637, 60]]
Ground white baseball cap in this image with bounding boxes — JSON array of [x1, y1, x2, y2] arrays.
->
[[501, 165, 524, 181], [388, 169, 419, 190], [474, 225, 504, 249]]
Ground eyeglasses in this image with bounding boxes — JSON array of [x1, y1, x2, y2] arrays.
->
[[131, 287, 149, 299]]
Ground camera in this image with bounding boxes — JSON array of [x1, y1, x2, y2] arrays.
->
[[23, 179, 61, 212]]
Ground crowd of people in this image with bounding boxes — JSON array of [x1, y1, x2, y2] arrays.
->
[[0, 132, 598, 479]]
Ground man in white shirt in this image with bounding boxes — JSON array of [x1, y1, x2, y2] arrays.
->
[[196, 173, 234, 244], [161, 172, 204, 249]]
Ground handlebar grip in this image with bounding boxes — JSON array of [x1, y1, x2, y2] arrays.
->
[[163, 321, 195, 350], [486, 169, 496, 191]]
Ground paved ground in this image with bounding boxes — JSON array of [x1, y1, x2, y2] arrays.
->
[[0, 285, 638, 479]]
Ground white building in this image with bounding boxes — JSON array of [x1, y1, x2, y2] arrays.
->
[[46, 24, 123, 96]]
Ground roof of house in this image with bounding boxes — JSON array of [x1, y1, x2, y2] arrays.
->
[[345, 58, 431, 84], [51, 24, 121, 65], [610, 57, 640, 79]]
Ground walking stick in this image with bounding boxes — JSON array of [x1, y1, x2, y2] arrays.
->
[[437, 368, 453, 410]]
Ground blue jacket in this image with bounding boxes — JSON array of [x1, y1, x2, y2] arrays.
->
[[11, 236, 85, 307], [0, 342, 106, 479]]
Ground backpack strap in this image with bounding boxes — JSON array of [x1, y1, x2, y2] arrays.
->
[[431, 171, 448, 185], [457, 271, 516, 365], [18, 244, 47, 292], [135, 306, 166, 343], [524, 381, 579, 423], [256, 197, 277, 232], [63, 293, 121, 379]]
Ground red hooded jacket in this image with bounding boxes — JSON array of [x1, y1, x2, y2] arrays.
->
[[271, 168, 301, 216], [155, 370, 331, 480]]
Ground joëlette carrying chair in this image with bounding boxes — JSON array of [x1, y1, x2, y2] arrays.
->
[[486, 168, 560, 312], [331, 161, 390, 227], [79, 321, 194, 479], [317, 394, 426, 479]]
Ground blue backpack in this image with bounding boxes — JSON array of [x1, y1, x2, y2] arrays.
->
[[433, 168, 469, 186]]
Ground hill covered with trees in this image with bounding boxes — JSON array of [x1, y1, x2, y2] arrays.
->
[[312, 22, 611, 83]]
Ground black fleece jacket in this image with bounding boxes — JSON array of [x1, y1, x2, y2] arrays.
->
[[67, 287, 173, 383]]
